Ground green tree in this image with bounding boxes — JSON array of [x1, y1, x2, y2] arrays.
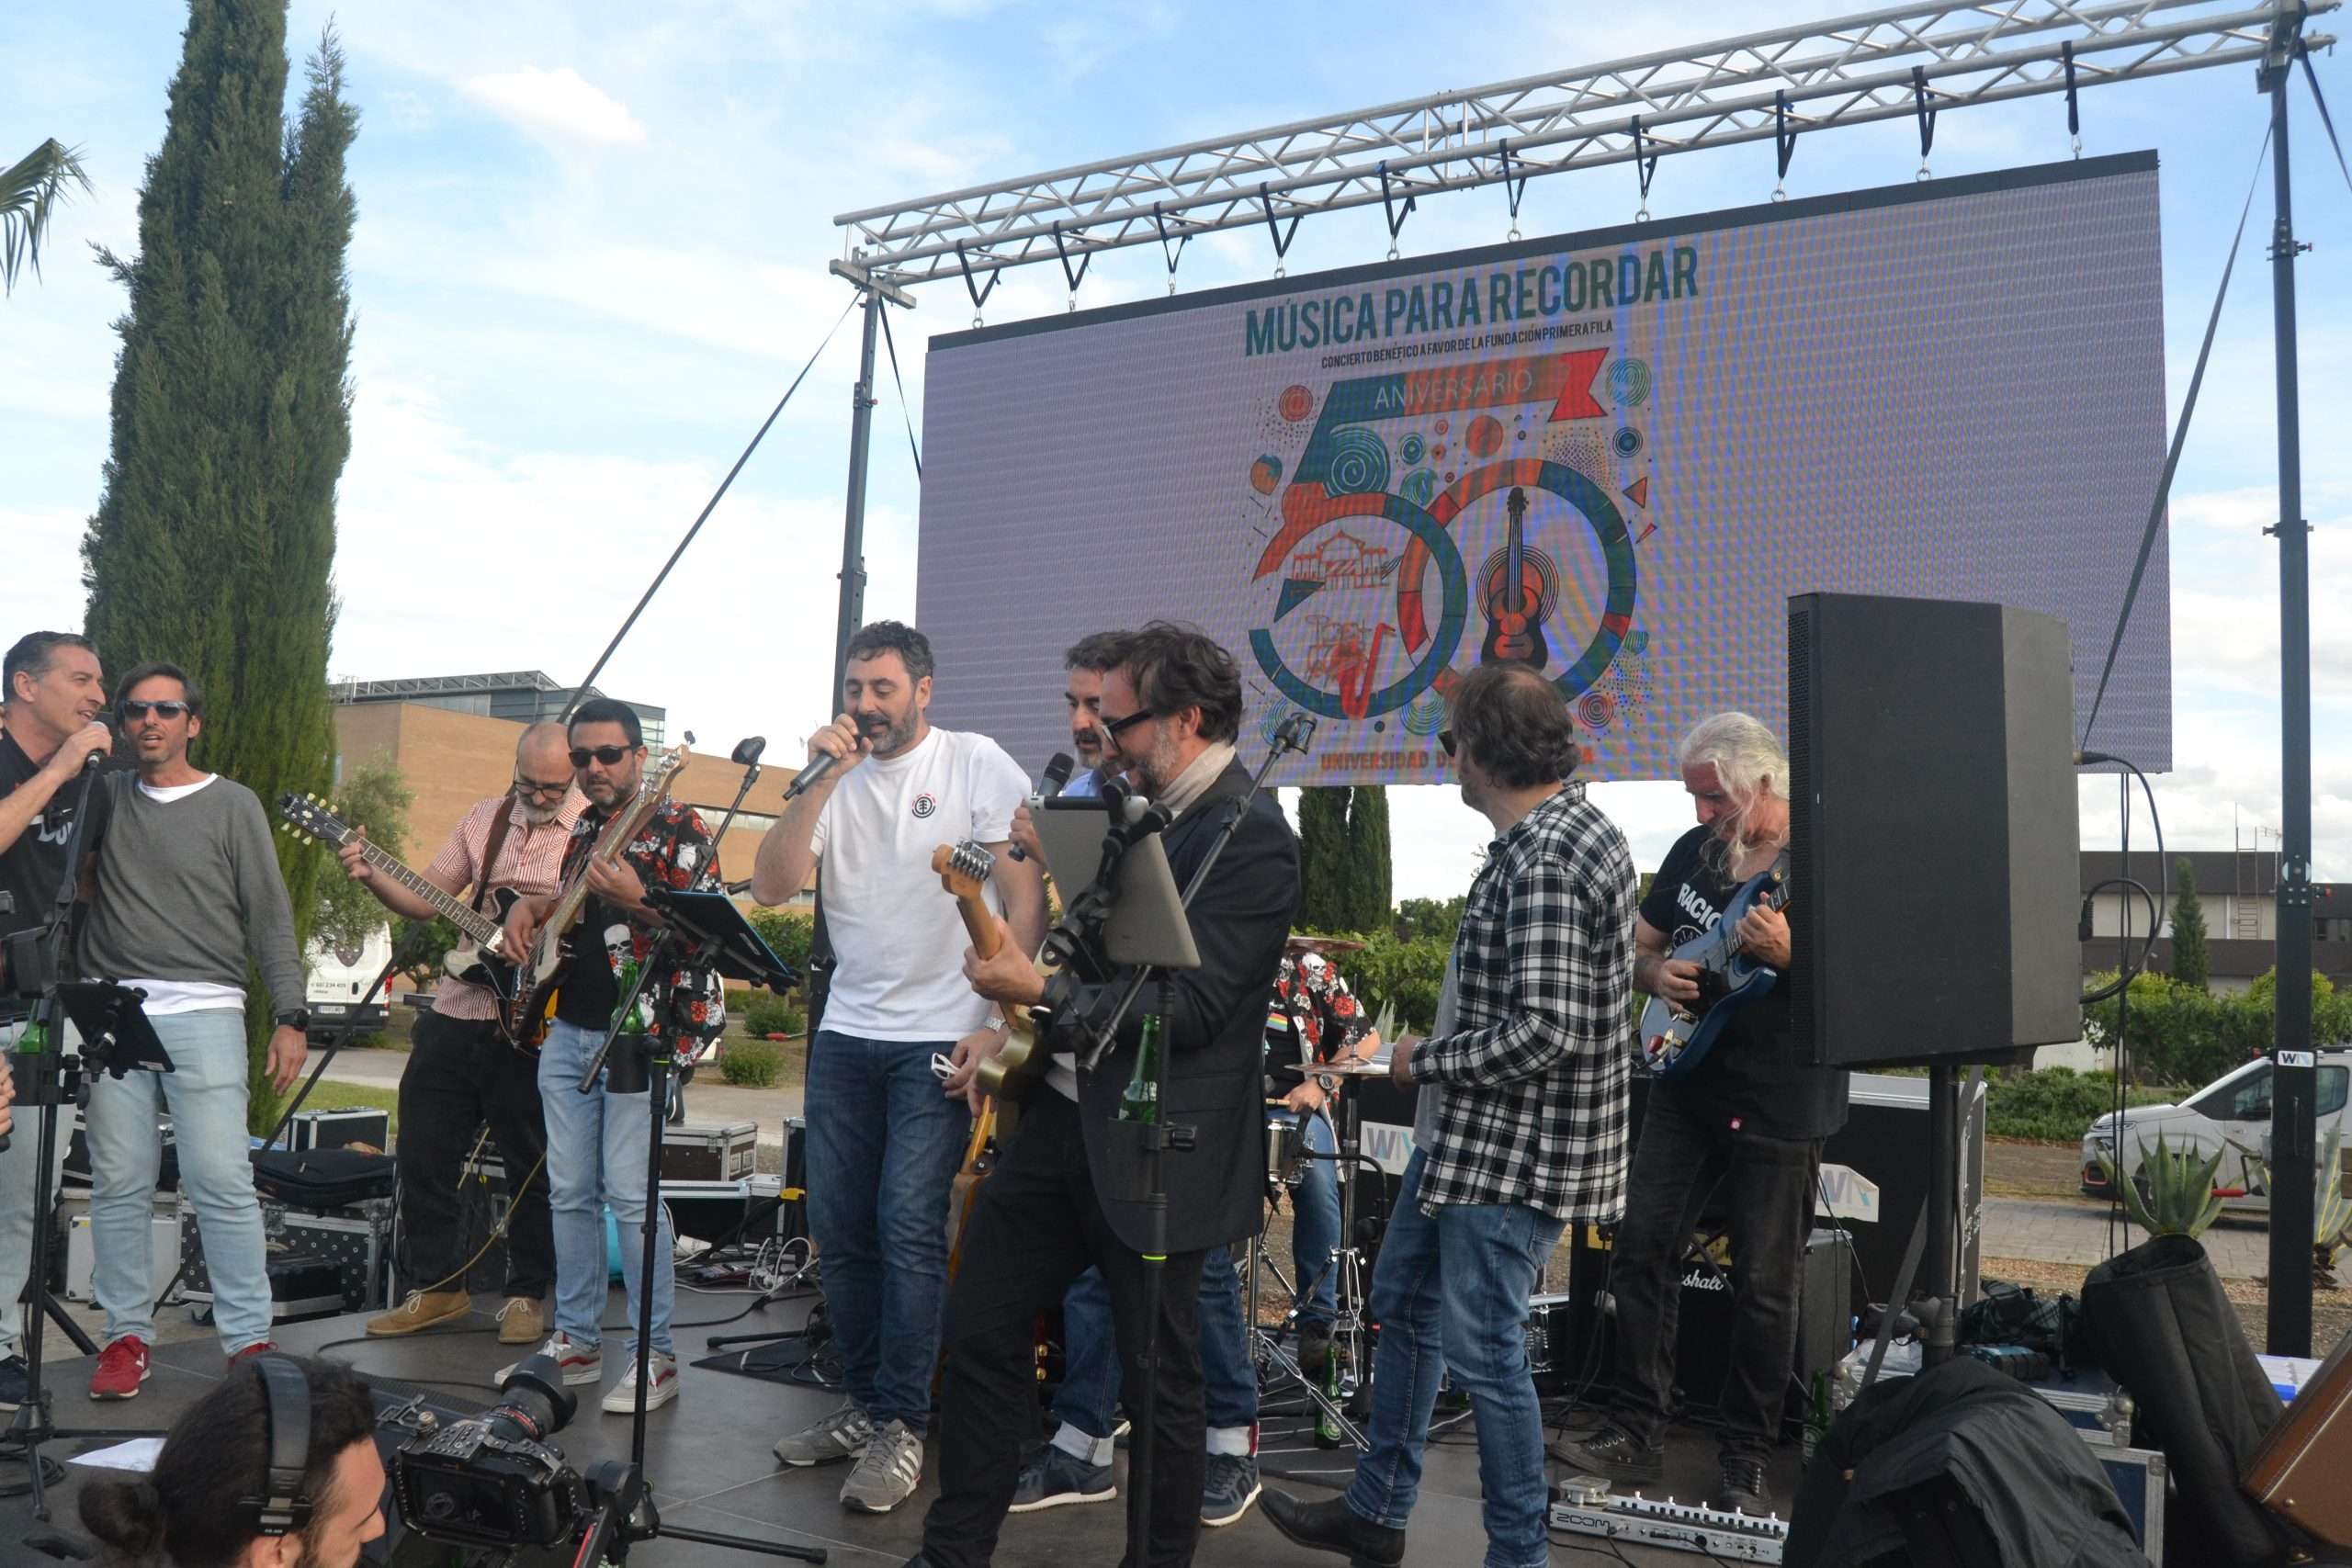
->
[[2170, 857, 2211, 992], [2, 138, 92, 293], [81, 10, 359, 1133], [1394, 895, 1466, 945], [309, 762, 410, 956], [1296, 786, 1353, 931], [1342, 784, 1391, 931]]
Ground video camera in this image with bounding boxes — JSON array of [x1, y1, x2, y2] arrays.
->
[[390, 1354, 596, 1551]]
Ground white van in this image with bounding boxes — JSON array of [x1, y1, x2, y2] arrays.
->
[[2080, 1049, 2352, 1212], [304, 921, 392, 1040]]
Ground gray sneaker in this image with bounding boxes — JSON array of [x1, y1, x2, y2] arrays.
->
[[773, 1401, 873, 1468], [840, 1417, 924, 1513], [1200, 1452, 1261, 1527]]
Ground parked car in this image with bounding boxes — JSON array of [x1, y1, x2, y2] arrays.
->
[[2080, 1048, 2352, 1210], [304, 921, 391, 1041]]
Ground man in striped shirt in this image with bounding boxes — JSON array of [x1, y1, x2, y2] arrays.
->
[[1265, 663, 1635, 1568], [336, 721, 581, 1346]]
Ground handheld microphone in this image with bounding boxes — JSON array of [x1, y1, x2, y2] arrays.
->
[[783, 749, 847, 800], [1010, 752, 1077, 862], [732, 736, 767, 767]]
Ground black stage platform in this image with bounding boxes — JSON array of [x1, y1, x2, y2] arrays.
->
[[0, 1290, 1795, 1565]]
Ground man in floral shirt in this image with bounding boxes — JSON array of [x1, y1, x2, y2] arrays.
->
[[1266, 945, 1380, 1367], [498, 697, 723, 1416]]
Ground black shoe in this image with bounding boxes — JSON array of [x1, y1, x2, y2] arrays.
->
[[1713, 1455, 1770, 1515], [0, 1356, 25, 1414], [1008, 1442, 1116, 1512], [1261, 1490, 1404, 1567], [1558, 1424, 1665, 1486]]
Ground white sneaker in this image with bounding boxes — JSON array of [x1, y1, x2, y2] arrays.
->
[[601, 1349, 680, 1414], [499, 1332, 601, 1387]]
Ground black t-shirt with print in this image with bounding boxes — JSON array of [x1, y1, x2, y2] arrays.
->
[[554, 895, 623, 1031], [0, 732, 119, 1020], [1639, 823, 1847, 1142]]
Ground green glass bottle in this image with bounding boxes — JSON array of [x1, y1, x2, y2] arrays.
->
[[17, 1018, 48, 1054], [1802, 1368, 1832, 1468], [1314, 1343, 1344, 1449], [614, 957, 650, 1034], [1117, 1013, 1163, 1123]]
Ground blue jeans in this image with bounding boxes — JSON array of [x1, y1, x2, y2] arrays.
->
[[804, 1029, 971, 1427], [1056, 1243, 1258, 1438], [0, 1016, 73, 1359], [87, 1010, 274, 1351], [1345, 1150, 1565, 1568], [1277, 1107, 1341, 1327], [537, 1019, 673, 1357]]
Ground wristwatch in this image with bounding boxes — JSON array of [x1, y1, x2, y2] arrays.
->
[[274, 1007, 310, 1032]]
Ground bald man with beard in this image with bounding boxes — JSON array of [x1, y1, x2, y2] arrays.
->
[[337, 721, 582, 1346]]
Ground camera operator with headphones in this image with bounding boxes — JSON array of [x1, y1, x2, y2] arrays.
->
[[77, 1354, 386, 1568]]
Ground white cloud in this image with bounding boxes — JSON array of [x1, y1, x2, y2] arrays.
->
[[459, 66, 646, 150]]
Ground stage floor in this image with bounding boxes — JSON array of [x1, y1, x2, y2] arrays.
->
[[0, 1290, 1797, 1565]]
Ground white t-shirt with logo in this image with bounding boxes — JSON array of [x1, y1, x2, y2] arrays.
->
[[812, 726, 1031, 1042]]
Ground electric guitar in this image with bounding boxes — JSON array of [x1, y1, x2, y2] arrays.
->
[[276, 792, 526, 1010], [1637, 858, 1791, 1077], [932, 840, 1059, 1104], [1478, 485, 1554, 671], [504, 743, 691, 1050]]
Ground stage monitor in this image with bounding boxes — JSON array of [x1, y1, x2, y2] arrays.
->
[[916, 153, 2171, 786], [1787, 592, 2081, 1067]]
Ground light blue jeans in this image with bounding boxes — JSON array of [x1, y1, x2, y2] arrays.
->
[[1344, 1150, 1566, 1568], [537, 1019, 673, 1357], [0, 1018, 47, 1359], [87, 1009, 274, 1351]]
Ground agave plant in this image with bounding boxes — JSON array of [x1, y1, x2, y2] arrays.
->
[[2308, 1124, 2352, 1287], [2098, 1130, 2226, 1238]]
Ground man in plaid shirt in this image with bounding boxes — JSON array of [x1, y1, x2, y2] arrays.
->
[[1265, 663, 1635, 1568]]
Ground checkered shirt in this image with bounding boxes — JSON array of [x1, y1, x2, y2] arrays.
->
[[1406, 782, 1635, 1221]]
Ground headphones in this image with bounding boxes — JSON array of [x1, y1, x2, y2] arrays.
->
[[238, 1354, 315, 1538]]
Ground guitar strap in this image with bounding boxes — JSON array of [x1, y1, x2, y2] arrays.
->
[[471, 790, 520, 914]]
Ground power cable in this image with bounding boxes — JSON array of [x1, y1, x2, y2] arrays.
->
[[878, 299, 922, 480]]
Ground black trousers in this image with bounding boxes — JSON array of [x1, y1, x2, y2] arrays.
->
[[920, 1091, 1209, 1568], [394, 1010, 554, 1299], [1607, 1087, 1818, 1461]]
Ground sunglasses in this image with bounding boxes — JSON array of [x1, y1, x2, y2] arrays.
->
[[1101, 709, 1158, 739], [569, 745, 635, 768], [119, 700, 190, 721], [1438, 729, 1455, 757], [514, 774, 571, 799]]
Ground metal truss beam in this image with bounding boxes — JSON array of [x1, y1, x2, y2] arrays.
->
[[835, 0, 2335, 287]]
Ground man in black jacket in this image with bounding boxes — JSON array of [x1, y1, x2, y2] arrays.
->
[[917, 623, 1298, 1568]]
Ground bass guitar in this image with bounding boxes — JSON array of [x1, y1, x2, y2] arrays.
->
[[1637, 858, 1790, 1077], [504, 744, 691, 1050], [932, 840, 1058, 1103], [277, 792, 526, 1017]]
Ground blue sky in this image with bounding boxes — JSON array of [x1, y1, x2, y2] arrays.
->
[[5, 2, 2346, 898]]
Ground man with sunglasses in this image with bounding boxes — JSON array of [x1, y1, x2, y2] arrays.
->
[[498, 697, 725, 1416], [0, 631, 117, 1412], [335, 721, 579, 1347], [79, 662, 308, 1393]]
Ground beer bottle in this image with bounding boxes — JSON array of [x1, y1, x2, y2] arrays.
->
[[614, 958, 650, 1034], [1315, 1343, 1343, 1449], [1117, 1013, 1163, 1124], [1802, 1369, 1832, 1467]]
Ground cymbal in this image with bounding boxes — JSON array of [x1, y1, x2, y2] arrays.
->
[[1274, 1057, 1391, 1077], [1284, 933, 1366, 953]]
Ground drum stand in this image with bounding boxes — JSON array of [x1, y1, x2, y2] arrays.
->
[[1245, 1083, 1374, 1451]]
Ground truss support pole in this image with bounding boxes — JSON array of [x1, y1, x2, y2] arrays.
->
[[2262, 10, 2315, 1359], [826, 261, 917, 704]]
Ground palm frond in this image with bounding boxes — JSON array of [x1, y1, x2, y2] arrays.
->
[[2, 139, 95, 296]]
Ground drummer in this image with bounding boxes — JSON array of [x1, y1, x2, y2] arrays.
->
[[1267, 936, 1384, 1375]]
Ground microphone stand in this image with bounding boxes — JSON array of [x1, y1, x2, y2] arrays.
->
[[1057, 715, 1313, 1568]]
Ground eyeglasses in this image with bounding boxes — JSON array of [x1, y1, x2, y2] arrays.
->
[[119, 700, 189, 721], [514, 774, 570, 800], [1438, 729, 1455, 757], [1101, 709, 1158, 739], [569, 745, 634, 768]]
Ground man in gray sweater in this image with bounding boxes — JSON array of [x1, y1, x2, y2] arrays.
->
[[78, 661, 306, 1396]]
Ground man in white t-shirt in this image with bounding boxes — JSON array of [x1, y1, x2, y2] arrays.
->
[[752, 620, 1044, 1515]]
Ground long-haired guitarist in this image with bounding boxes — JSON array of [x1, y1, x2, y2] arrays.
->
[[333, 720, 579, 1349], [495, 697, 726, 1417], [1561, 710, 1848, 1519], [751, 620, 1043, 1515]]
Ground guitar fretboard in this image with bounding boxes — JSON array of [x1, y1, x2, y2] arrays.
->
[[354, 840, 503, 944]]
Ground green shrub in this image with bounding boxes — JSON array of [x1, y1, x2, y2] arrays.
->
[[745, 908, 816, 992], [2082, 967, 2352, 1089], [739, 989, 806, 1040], [1344, 931, 1451, 1034], [1982, 1066, 2184, 1142], [721, 1038, 783, 1089]]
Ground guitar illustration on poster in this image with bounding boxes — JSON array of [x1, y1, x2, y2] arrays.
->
[[1478, 485, 1556, 672]]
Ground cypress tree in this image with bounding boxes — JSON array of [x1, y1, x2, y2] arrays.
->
[[2172, 857, 2211, 993], [83, 5, 357, 1131], [1297, 785, 1352, 931], [1342, 784, 1393, 932]]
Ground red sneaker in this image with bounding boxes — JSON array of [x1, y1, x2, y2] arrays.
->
[[227, 1341, 279, 1368], [90, 1337, 151, 1401]]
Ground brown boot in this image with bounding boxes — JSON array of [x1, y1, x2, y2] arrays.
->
[[495, 1296, 548, 1346], [367, 1289, 472, 1337]]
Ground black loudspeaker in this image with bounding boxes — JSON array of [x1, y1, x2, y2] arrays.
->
[[1786, 592, 2080, 1067]]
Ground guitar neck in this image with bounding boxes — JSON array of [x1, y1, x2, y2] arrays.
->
[[952, 891, 1002, 961], [356, 840, 502, 944], [544, 787, 668, 938]]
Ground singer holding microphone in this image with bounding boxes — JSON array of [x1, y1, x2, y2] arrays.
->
[[752, 620, 1043, 1516], [0, 632, 116, 1412]]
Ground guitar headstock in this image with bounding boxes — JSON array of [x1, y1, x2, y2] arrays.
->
[[641, 741, 691, 798], [277, 792, 355, 849], [932, 840, 994, 901]]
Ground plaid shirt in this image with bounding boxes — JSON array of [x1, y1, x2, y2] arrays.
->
[[560, 795, 727, 1062], [1408, 782, 1635, 1220]]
